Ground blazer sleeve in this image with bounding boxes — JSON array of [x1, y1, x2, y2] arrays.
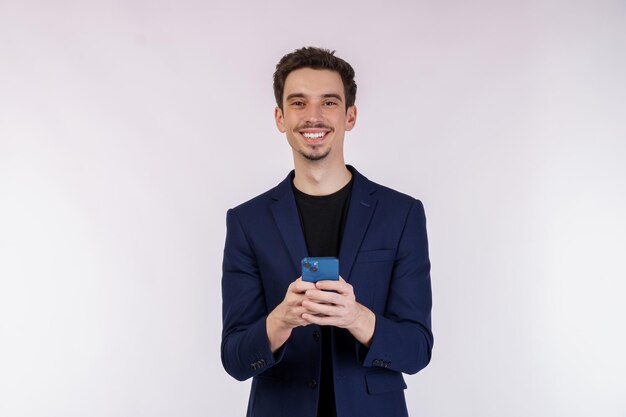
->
[[221, 209, 285, 381], [360, 199, 434, 374]]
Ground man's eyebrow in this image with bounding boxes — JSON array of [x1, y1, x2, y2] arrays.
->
[[285, 93, 344, 102], [285, 93, 305, 101], [321, 93, 343, 102]]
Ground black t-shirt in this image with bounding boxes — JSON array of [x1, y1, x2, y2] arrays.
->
[[293, 178, 353, 417]]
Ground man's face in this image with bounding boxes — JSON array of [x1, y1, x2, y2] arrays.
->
[[275, 68, 356, 163]]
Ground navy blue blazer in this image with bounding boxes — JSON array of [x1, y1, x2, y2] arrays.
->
[[221, 166, 433, 417]]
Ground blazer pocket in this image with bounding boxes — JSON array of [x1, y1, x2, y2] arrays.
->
[[365, 370, 407, 395], [355, 249, 395, 264]]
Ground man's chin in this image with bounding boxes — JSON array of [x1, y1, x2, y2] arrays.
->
[[300, 149, 331, 162]]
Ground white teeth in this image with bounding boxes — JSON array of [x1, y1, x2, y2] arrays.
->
[[302, 132, 325, 139]]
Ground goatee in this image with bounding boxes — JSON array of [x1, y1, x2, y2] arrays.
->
[[300, 148, 331, 161]]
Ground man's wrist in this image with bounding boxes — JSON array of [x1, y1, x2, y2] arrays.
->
[[348, 304, 376, 347], [266, 310, 293, 353]]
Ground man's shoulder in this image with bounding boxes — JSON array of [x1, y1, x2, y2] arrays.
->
[[231, 187, 275, 212], [369, 179, 418, 203], [354, 168, 422, 209], [228, 172, 292, 216]]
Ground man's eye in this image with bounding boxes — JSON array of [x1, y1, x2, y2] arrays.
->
[[323, 101, 338, 106], [291, 101, 305, 106]]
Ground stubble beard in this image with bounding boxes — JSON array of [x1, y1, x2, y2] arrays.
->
[[299, 147, 331, 161]]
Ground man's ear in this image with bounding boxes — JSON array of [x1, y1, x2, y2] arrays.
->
[[345, 105, 357, 131], [274, 107, 286, 133]]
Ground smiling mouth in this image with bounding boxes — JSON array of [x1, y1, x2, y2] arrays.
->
[[300, 130, 329, 144], [302, 132, 325, 139]]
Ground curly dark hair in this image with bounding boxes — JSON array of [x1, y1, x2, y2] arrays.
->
[[273, 47, 357, 111]]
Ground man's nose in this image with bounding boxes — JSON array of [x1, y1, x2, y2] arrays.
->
[[305, 103, 323, 123]]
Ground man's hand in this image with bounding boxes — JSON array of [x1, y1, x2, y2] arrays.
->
[[266, 278, 316, 353], [301, 277, 376, 347]]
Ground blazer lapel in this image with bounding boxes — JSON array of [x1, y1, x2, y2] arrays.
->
[[270, 172, 309, 275], [339, 167, 377, 281]]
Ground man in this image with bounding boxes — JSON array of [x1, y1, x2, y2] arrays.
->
[[221, 47, 433, 417]]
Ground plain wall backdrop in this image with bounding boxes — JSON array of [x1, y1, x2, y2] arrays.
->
[[1, 1, 625, 416]]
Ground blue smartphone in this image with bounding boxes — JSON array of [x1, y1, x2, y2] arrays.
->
[[301, 257, 339, 283]]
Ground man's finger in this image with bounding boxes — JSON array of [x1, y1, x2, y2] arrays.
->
[[305, 289, 342, 305], [315, 279, 351, 294], [302, 299, 340, 316], [292, 278, 316, 293], [302, 313, 337, 326]]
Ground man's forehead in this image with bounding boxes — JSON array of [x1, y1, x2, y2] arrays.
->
[[283, 68, 344, 97]]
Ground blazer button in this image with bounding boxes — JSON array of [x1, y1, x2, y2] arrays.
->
[[312, 330, 320, 342], [308, 378, 318, 388]]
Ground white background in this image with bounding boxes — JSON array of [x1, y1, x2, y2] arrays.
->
[[1, 1, 625, 416]]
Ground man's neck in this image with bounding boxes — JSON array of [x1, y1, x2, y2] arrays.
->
[[292, 160, 352, 196]]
